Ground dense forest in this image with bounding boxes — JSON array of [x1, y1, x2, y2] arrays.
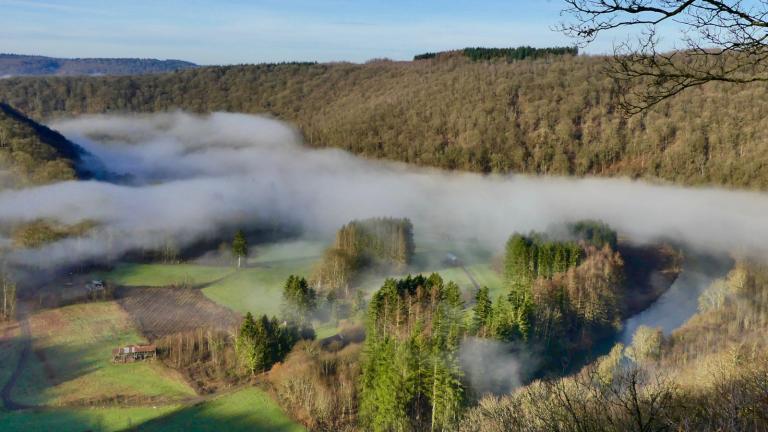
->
[[0, 53, 196, 76], [360, 274, 465, 431], [1, 55, 767, 188], [0, 102, 86, 187], [475, 224, 626, 370]]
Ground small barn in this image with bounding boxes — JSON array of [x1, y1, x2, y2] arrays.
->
[[112, 344, 156, 363], [442, 253, 463, 267], [86, 280, 105, 293]]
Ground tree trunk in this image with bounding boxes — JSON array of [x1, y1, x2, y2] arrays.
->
[[431, 361, 438, 432]]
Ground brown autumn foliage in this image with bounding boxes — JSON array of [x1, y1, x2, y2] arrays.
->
[[10, 219, 96, 248], [1, 56, 767, 189], [461, 256, 768, 431], [530, 244, 624, 354], [155, 328, 245, 393], [662, 259, 768, 374], [0, 102, 80, 187], [460, 355, 768, 432], [268, 340, 361, 432]]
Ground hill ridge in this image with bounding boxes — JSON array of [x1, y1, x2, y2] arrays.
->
[[0, 53, 196, 77]]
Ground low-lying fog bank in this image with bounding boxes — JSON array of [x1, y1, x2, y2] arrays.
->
[[0, 111, 764, 270]]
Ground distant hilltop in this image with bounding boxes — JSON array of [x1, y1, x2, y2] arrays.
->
[[0, 53, 197, 77], [413, 46, 578, 62]]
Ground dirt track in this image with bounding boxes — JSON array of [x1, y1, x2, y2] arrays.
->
[[1, 315, 32, 411]]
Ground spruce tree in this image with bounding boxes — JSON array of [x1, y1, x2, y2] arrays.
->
[[232, 229, 248, 268], [472, 287, 492, 336], [282, 275, 317, 321]]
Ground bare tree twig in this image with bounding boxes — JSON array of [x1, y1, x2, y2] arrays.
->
[[559, 1, 768, 114]]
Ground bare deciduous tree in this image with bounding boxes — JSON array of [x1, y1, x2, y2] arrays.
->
[[560, 1, 768, 113]]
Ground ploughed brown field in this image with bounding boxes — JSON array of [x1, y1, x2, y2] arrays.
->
[[114, 286, 240, 340]]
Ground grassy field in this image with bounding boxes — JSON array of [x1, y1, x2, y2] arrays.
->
[[0, 388, 306, 431], [11, 302, 195, 406], [133, 387, 306, 432], [102, 264, 233, 287], [0, 406, 180, 432], [99, 241, 327, 318], [202, 241, 325, 316], [98, 239, 504, 335], [0, 321, 23, 391]]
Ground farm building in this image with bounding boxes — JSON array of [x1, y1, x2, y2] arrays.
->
[[442, 253, 463, 267], [86, 280, 105, 293], [112, 344, 156, 363]]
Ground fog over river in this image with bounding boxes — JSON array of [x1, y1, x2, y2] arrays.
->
[[0, 112, 760, 337]]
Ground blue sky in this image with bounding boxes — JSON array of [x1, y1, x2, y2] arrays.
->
[[0, 0, 655, 64]]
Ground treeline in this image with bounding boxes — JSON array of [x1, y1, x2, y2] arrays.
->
[[0, 53, 197, 76], [569, 219, 618, 250], [156, 312, 314, 392], [462, 46, 578, 61], [269, 340, 361, 431], [313, 217, 414, 297], [504, 233, 582, 284], [414, 46, 578, 61], [155, 328, 240, 393], [235, 312, 314, 375], [474, 223, 625, 366], [3, 55, 767, 189], [360, 274, 465, 431], [10, 219, 96, 248]]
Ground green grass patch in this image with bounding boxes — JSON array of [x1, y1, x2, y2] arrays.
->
[[202, 260, 315, 316], [134, 387, 306, 432], [12, 302, 195, 406], [201, 241, 326, 316], [466, 263, 505, 298], [0, 406, 180, 432], [313, 322, 341, 339], [101, 263, 233, 287], [250, 240, 326, 265]]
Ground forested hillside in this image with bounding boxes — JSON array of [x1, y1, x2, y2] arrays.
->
[[0, 53, 196, 76], [0, 103, 86, 187], [0, 55, 766, 189]]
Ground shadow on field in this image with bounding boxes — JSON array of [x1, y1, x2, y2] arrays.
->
[[127, 402, 303, 432], [10, 336, 101, 406], [0, 407, 126, 432], [130, 412, 292, 432]]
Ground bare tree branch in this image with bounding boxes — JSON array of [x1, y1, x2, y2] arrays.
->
[[559, 1, 768, 114]]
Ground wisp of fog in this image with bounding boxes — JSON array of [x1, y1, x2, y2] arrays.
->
[[0, 111, 763, 396], [0, 111, 765, 269]]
